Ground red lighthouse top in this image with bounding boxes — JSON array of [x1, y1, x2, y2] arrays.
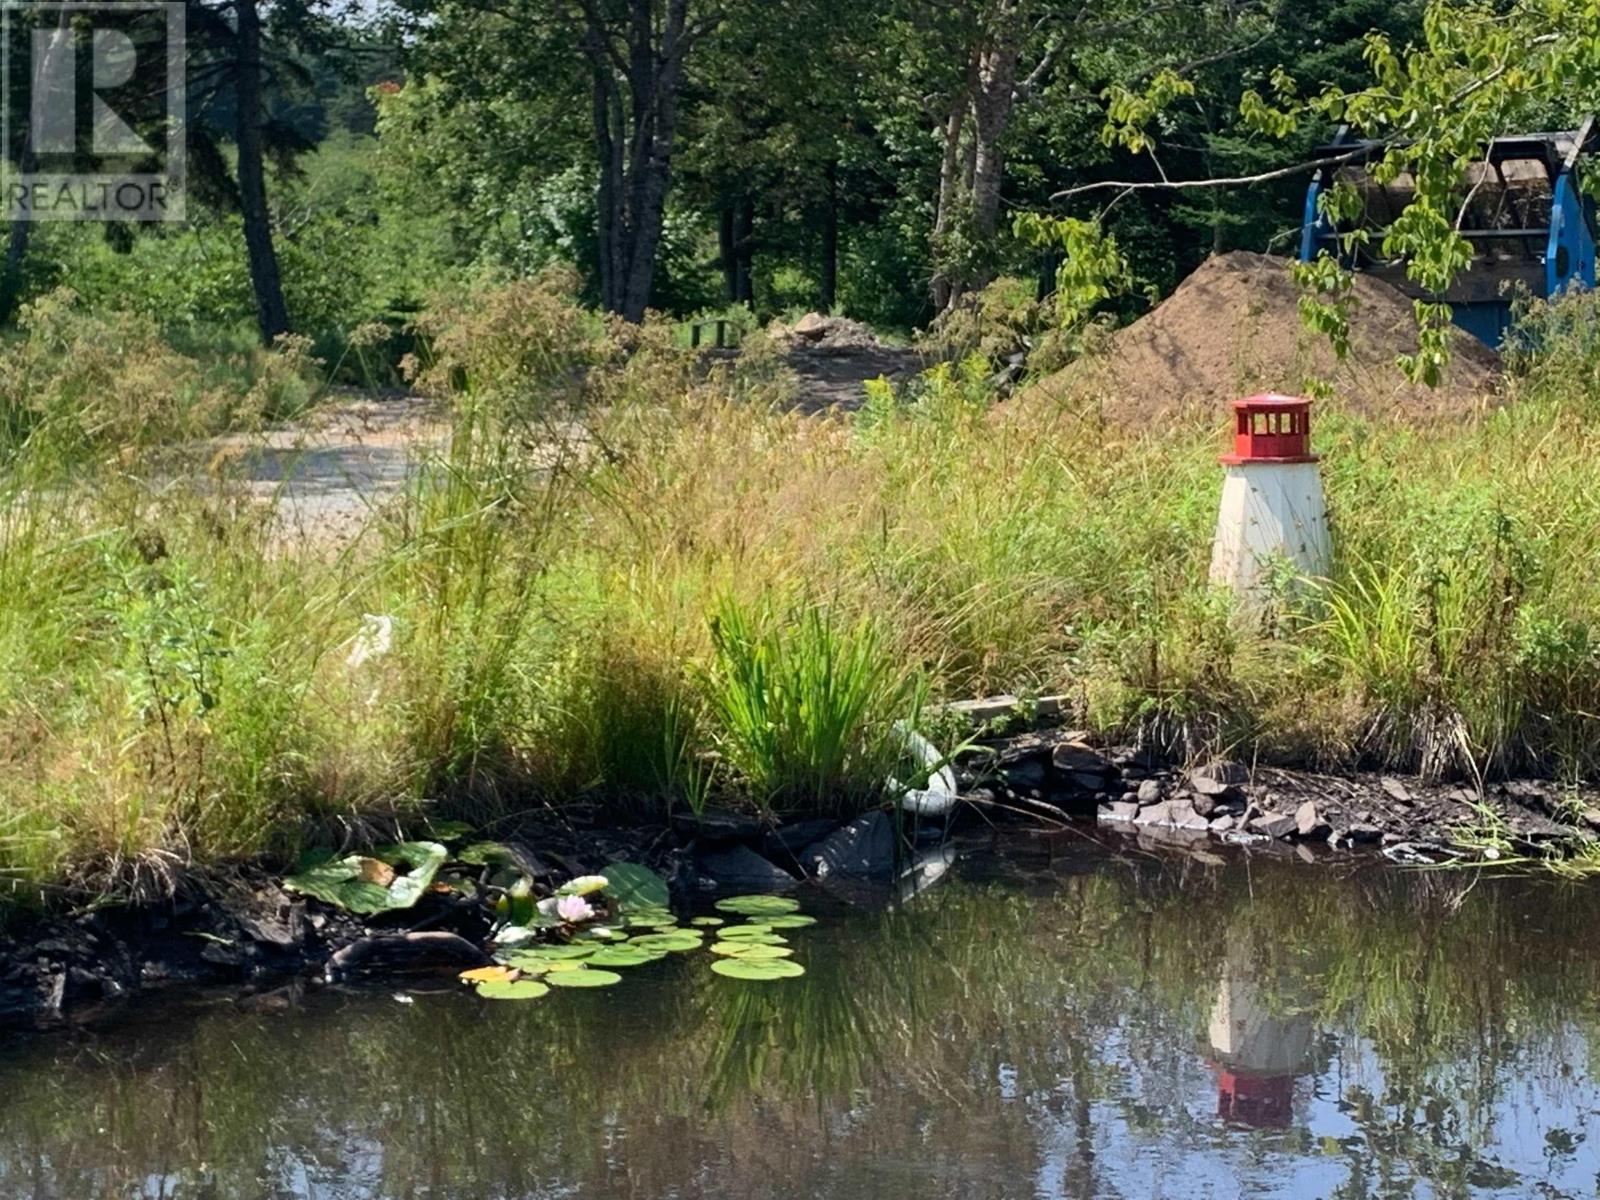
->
[[1221, 394, 1319, 465]]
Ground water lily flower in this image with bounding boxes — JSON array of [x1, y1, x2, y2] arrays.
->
[[556, 894, 596, 923], [559, 874, 611, 897]]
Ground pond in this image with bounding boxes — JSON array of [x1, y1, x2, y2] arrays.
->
[[3, 837, 1600, 1199]]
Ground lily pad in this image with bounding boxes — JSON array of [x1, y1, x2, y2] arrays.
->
[[690, 916, 725, 927], [601, 862, 670, 912], [588, 946, 662, 968], [714, 895, 801, 917], [624, 914, 680, 930], [628, 932, 704, 953], [717, 924, 781, 941], [710, 958, 805, 981], [283, 842, 447, 915], [459, 965, 519, 984], [496, 953, 553, 974], [545, 968, 624, 989], [476, 979, 550, 1000], [717, 943, 794, 961], [763, 914, 818, 929], [521, 944, 595, 960]]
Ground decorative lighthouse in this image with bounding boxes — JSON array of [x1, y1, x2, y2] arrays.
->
[[1209, 395, 1331, 601]]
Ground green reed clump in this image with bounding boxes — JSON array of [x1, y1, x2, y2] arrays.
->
[[702, 595, 925, 816]]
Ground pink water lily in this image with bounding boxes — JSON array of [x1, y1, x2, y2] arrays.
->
[[556, 894, 595, 923]]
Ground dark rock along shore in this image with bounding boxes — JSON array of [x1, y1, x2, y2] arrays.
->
[[3, 719, 1596, 1030]]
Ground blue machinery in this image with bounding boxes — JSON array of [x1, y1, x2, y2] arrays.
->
[[1300, 120, 1598, 347]]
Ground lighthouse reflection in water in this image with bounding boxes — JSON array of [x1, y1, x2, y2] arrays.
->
[[1206, 934, 1315, 1129]]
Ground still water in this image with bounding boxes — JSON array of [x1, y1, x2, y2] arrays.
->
[[3, 838, 1600, 1199]]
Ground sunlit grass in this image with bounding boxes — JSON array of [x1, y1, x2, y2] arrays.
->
[[7, 279, 1600, 901]]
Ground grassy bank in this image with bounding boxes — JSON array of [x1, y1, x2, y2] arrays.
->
[[4, 277, 1600, 905]]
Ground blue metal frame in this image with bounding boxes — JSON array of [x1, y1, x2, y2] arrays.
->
[[1298, 129, 1597, 348]]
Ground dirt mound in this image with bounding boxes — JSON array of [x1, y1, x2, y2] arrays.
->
[[773, 312, 886, 353], [1029, 251, 1501, 419]]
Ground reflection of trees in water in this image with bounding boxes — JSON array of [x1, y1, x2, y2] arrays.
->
[[0, 858, 1598, 1197]]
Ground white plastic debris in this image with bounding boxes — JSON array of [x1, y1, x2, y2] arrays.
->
[[889, 722, 959, 818]]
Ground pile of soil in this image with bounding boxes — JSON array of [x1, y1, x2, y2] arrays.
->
[[774, 312, 889, 353], [1029, 251, 1503, 419]]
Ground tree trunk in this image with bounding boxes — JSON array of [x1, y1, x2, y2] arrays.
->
[[0, 9, 72, 326], [719, 203, 737, 302], [932, 4, 1027, 314], [820, 159, 838, 311], [735, 197, 754, 305], [234, 0, 289, 343], [930, 101, 967, 312], [582, 0, 695, 322]]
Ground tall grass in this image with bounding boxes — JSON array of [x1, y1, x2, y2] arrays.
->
[[6, 275, 1600, 903], [703, 595, 926, 815]]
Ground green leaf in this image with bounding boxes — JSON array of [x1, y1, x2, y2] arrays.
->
[[717, 924, 783, 941], [711, 958, 805, 981], [544, 968, 625, 988], [762, 914, 817, 929], [382, 842, 449, 909], [282, 858, 396, 914], [476, 979, 550, 1001], [715, 942, 793, 960], [601, 862, 670, 911], [627, 931, 704, 953], [714, 894, 800, 916], [587, 946, 663, 968], [457, 841, 521, 867]]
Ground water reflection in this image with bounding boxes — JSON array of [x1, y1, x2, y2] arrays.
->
[[1206, 934, 1313, 1129], [1, 846, 1598, 1198]]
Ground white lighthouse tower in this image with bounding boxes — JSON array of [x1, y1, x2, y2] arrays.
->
[[1209, 395, 1331, 602]]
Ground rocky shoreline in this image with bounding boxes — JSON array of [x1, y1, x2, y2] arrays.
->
[[3, 725, 1597, 1031], [962, 725, 1600, 862]]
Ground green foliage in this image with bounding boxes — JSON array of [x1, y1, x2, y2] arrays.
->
[[702, 596, 926, 815]]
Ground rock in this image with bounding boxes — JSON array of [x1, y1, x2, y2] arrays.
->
[[1099, 801, 1140, 823], [791, 311, 830, 340], [1582, 808, 1600, 832], [1190, 791, 1219, 819], [804, 811, 898, 881], [1111, 746, 1164, 771], [1136, 779, 1163, 806], [1003, 761, 1048, 791], [1053, 741, 1114, 776], [763, 819, 840, 859], [1135, 800, 1210, 832], [943, 695, 1020, 723], [1379, 776, 1412, 804], [1249, 812, 1297, 839], [1070, 770, 1112, 793], [697, 845, 798, 891], [1190, 761, 1248, 798], [672, 807, 767, 842], [1209, 814, 1236, 833], [1295, 801, 1332, 841]]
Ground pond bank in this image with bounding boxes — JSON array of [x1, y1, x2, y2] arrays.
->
[[4, 727, 1597, 1031], [962, 724, 1600, 862]]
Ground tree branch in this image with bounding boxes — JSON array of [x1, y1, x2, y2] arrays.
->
[[1049, 146, 1369, 201]]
